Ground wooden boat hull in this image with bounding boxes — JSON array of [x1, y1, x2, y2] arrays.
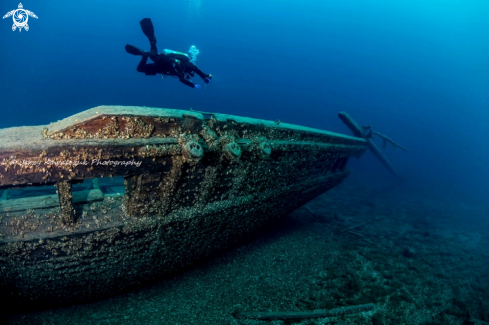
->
[[0, 106, 366, 310]]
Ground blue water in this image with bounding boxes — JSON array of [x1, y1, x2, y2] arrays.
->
[[1, 2, 488, 210]]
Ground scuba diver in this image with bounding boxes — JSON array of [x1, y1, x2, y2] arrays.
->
[[125, 18, 212, 89]]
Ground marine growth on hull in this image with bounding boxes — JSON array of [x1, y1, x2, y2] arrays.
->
[[0, 105, 367, 309]]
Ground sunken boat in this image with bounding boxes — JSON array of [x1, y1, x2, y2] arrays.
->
[[0, 105, 367, 310]]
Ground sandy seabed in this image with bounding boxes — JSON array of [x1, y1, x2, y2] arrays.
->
[[3, 178, 489, 325]]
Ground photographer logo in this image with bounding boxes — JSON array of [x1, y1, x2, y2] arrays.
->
[[3, 3, 37, 32]]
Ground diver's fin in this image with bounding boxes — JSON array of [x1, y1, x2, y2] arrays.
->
[[125, 44, 146, 56], [140, 18, 156, 42]]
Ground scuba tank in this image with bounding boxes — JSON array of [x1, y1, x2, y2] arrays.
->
[[162, 49, 190, 62]]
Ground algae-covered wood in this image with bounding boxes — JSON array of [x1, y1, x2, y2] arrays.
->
[[0, 105, 367, 310]]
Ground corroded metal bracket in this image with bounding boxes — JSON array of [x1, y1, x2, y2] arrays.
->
[[223, 142, 241, 160], [182, 141, 204, 162], [257, 141, 272, 158]]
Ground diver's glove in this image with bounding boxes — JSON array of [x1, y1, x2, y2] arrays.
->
[[194, 84, 202, 89], [204, 74, 213, 84]]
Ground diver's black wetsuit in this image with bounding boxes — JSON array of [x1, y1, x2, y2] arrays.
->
[[137, 44, 209, 88], [129, 18, 211, 88]]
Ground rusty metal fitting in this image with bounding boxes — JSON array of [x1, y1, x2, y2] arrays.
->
[[223, 142, 241, 160], [258, 142, 271, 158], [182, 141, 204, 161]]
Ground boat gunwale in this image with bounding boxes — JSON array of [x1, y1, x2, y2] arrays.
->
[[0, 106, 367, 151]]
